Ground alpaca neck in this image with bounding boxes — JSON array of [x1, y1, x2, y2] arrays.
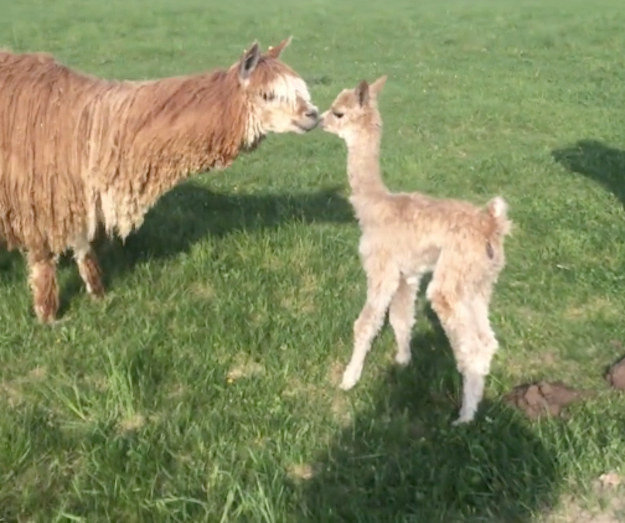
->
[[346, 128, 387, 197], [128, 72, 251, 178], [96, 71, 255, 239]]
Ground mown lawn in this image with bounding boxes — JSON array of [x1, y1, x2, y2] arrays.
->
[[1, 0, 625, 520]]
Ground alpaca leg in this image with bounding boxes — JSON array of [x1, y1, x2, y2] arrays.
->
[[471, 295, 498, 355], [389, 275, 419, 366], [428, 282, 486, 423], [27, 252, 59, 323], [454, 369, 486, 425], [74, 240, 105, 298], [450, 296, 499, 423], [452, 303, 494, 424], [341, 267, 400, 390]]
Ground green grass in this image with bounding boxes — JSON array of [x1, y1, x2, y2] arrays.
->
[[2, 0, 625, 520]]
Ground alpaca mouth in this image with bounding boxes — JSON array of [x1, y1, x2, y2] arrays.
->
[[293, 118, 319, 133]]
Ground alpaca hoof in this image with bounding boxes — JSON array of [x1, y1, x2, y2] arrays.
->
[[34, 305, 57, 324], [395, 352, 411, 366], [340, 369, 360, 391], [452, 414, 474, 426], [339, 379, 355, 391], [88, 284, 105, 299]]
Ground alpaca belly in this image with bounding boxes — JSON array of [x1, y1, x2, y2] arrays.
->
[[99, 189, 149, 240], [402, 245, 439, 283]]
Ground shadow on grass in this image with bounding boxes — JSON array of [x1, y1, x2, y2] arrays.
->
[[552, 139, 625, 204], [298, 322, 560, 520], [57, 181, 352, 309], [0, 249, 23, 284]]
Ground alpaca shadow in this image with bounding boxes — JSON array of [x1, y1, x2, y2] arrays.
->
[[552, 139, 625, 204], [298, 319, 559, 520], [0, 249, 24, 284], [59, 181, 353, 308]]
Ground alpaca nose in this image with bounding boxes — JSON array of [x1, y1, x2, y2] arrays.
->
[[306, 108, 319, 121]]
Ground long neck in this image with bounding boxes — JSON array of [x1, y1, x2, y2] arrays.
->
[[87, 70, 256, 238], [345, 126, 387, 196], [122, 71, 251, 184]]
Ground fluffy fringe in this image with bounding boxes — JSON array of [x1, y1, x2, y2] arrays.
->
[[0, 51, 278, 254]]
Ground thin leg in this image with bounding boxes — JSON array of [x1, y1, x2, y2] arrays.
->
[[471, 295, 498, 354], [389, 275, 419, 366], [340, 267, 400, 390], [454, 370, 485, 425], [449, 296, 499, 424], [27, 251, 59, 323], [74, 240, 105, 298], [428, 281, 487, 424]]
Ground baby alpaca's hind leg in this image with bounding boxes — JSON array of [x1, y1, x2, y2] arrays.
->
[[455, 368, 486, 424], [74, 239, 104, 298], [451, 296, 500, 423], [389, 276, 419, 366], [428, 284, 487, 423], [471, 295, 498, 354], [341, 267, 400, 390], [27, 251, 59, 323]]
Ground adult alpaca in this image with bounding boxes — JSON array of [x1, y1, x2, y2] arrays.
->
[[0, 38, 319, 322]]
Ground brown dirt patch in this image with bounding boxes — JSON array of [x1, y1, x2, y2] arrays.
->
[[606, 356, 625, 390], [504, 381, 590, 419]]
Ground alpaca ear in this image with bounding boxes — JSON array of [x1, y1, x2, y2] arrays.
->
[[356, 80, 370, 106], [266, 36, 292, 58], [369, 75, 387, 97], [239, 42, 260, 81]]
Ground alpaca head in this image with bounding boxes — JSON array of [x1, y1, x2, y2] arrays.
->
[[236, 37, 319, 138], [320, 75, 387, 143]]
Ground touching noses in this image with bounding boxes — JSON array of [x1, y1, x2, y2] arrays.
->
[[305, 106, 319, 122]]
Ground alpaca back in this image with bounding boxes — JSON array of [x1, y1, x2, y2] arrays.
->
[[0, 52, 116, 251], [356, 190, 509, 290], [0, 52, 249, 250]]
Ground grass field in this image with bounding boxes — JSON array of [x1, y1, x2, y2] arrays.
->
[[2, 0, 625, 520]]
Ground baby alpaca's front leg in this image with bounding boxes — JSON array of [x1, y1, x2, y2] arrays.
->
[[341, 269, 399, 390], [341, 303, 383, 389]]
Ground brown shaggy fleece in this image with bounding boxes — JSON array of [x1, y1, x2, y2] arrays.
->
[[0, 39, 318, 321]]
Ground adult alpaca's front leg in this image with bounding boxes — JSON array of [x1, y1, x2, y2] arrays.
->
[[75, 247, 105, 298], [27, 251, 59, 323], [72, 236, 105, 298]]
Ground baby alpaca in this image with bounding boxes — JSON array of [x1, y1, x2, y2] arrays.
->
[[320, 76, 511, 423]]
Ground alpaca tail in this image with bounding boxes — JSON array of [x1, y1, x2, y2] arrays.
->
[[486, 196, 511, 237]]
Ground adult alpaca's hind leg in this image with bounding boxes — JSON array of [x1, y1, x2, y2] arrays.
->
[[27, 251, 59, 323], [73, 240, 105, 298]]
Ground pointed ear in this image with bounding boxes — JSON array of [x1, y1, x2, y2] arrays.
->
[[355, 80, 369, 106], [369, 75, 387, 97], [266, 36, 292, 59], [239, 42, 260, 81]]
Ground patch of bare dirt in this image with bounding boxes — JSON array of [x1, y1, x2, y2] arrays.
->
[[605, 356, 625, 390], [116, 413, 146, 434], [542, 472, 625, 523], [226, 359, 265, 384], [504, 381, 590, 419], [286, 462, 318, 482]]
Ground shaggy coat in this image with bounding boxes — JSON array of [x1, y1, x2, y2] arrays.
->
[[321, 77, 511, 423], [0, 39, 318, 321]]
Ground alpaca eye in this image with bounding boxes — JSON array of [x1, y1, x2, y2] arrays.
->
[[262, 92, 275, 101], [333, 111, 344, 118]]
